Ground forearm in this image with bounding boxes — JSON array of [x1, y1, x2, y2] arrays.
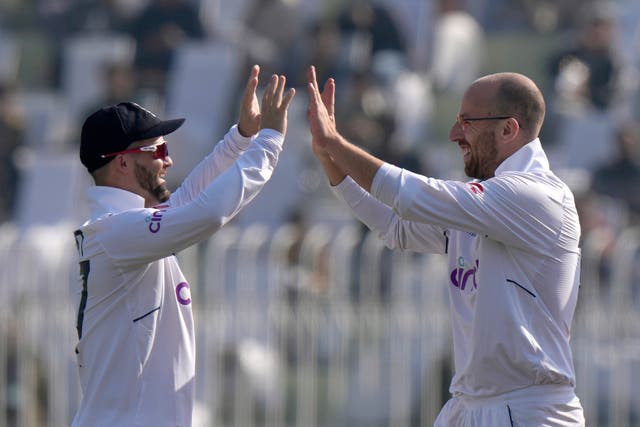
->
[[171, 124, 252, 206], [323, 134, 383, 192], [316, 152, 347, 186], [332, 176, 448, 253]]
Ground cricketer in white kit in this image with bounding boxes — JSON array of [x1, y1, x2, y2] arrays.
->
[[306, 66, 585, 426], [72, 67, 295, 426]]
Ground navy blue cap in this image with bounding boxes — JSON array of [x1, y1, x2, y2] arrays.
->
[[80, 102, 185, 173]]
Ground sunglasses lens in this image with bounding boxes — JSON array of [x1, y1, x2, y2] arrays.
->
[[154, 143, 168, 159]]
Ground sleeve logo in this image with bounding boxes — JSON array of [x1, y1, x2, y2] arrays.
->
[[145, 208, 167, 233], [467, 182, 484, 194]]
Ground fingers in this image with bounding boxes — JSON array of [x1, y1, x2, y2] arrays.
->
[[242, 64, 260, 104], [237, 65, 262, 137], [307, 66, 320, 105], [307, 65, 334, 116], [307, 65, 320, 92], [268, 74, 278, 98], [321, 78, 335, 117], [275, 75, 286, 104], [281, 87, 296, 110], [250, 64, 260, 79], [260, 73, 296, 133], [263, 74, 292, 108]]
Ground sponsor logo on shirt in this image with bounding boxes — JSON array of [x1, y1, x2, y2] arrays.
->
[[145, 208, 167, 233], [467, 182, 484, 195], [176, 281, 192, 305], [450, 258, 479, 292]]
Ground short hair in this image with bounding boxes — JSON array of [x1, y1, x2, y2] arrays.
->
[[492, 73, 546, 137]]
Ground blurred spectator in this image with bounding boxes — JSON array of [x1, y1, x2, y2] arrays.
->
[[548, 2, 622, 112], [288, 19, 343, 87], [77, 60, 142, 143], [591, 121, 640, 219], [241, 0, 304, 80], [128, 0, 205, 92], [36, 0, 137, 88], [60, 0, 132, 35], [337, 69, 423, 175], [335, 0, 407, 76], [338, 71, 391, 153], [85, 61, 138, 112], [0, 83, 24, 223], [430, 0, 485, 94]]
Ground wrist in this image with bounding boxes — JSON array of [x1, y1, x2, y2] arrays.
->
[[322, 132, 345, 153], [237, 122, 254, 137]]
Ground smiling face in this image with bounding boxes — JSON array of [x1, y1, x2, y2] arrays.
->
[[449, 73, 546, 181], [449, 83, 504, 180], [461, 126, 500, 180]]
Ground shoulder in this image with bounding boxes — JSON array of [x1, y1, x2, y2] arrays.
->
[[485, 171, 570, 211]]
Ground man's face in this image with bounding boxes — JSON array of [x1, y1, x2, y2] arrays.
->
[[459, 126, 499, 180], [449, 85, 502, 180], [128, 137, 172, 204]]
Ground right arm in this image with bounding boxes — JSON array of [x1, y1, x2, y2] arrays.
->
[[306, 66, 383, 192], [95, 74, 296, 267], [331, 174, 447, 253], [310, 74, 446, 253]]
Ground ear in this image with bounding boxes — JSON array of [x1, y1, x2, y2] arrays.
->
[[501, 117, 520, 142], [114, 154, 131, 175]]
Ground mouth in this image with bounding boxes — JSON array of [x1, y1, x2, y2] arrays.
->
[[459, 143, 471, 161]]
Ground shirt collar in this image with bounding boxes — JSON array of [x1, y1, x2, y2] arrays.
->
[[494, 138, 549, 176], [86, 186, 146, 221]]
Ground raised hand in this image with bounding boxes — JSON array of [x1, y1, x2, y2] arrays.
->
[[238, 65, 262, 137], [307, 65, 339, 150], [307, 67, 336, 160], [260, 74, 296, 135]]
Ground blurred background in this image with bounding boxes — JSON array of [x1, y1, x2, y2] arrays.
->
[[0, 0, 640, 425]]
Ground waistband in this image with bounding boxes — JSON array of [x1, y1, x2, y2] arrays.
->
[[458, 384, 577, 409]]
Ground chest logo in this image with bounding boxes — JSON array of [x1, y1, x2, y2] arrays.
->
[[176, 282, 192, 305], [450, 259, 479, 292]]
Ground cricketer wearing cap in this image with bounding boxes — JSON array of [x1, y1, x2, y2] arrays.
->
[[72, 66, 295, 427]]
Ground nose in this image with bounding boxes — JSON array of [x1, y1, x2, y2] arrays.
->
[[449, 121, 463, 142], [163, 155, 173, 168]]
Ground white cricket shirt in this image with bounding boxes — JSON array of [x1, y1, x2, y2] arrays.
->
[[332, 139, 581, 397], [72, 125, 283, 427]]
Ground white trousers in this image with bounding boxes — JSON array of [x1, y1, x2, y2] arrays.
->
[[434, 385, 585, 427]]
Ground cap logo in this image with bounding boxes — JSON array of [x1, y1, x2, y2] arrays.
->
[[131, 102, 158, 118]]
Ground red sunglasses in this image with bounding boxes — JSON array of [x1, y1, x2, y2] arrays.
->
[[101, 142, 169, 160]]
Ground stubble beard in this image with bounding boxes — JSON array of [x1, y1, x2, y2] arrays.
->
[[135, 163, 171, 204], [465, 130, 499, 180]]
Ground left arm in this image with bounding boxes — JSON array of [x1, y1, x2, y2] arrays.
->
[[373, 164, 568, 252], [306, 65, 383, 192]]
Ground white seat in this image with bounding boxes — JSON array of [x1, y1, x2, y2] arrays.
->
[[0, 32, 19, 83], [14, 151, 91, 228], [17, 90, 71, 151], [164, 40, 245, 182], [548, 110, 616, 172], [61, 34, 136, 121]]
